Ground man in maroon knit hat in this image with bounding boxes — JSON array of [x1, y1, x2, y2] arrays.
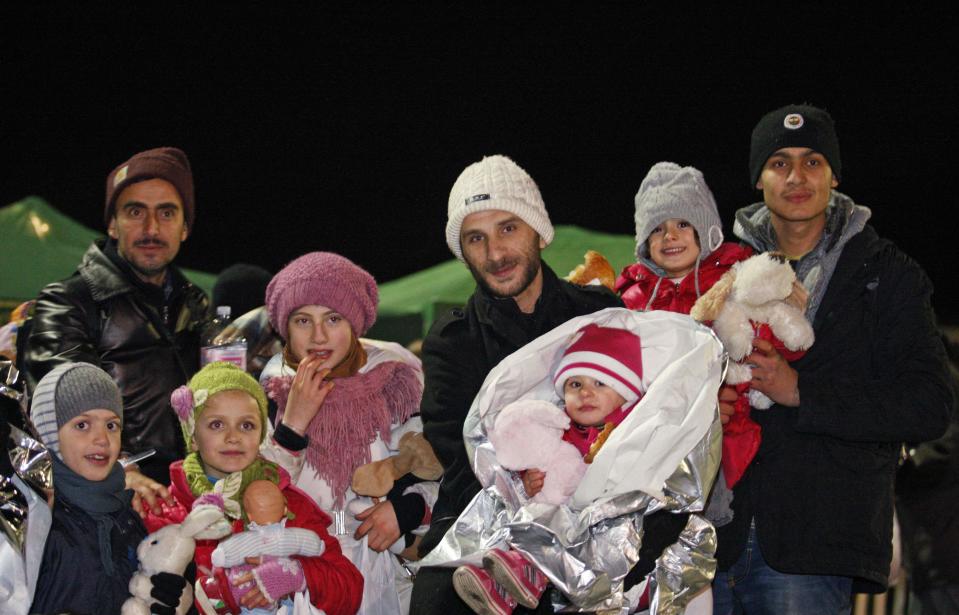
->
[[25, 147, 209, 482]]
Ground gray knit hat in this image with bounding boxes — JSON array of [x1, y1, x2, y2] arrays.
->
[[633, 162, 724, 261], [30, 363, 123, 458], [446, 155, 554, 261]]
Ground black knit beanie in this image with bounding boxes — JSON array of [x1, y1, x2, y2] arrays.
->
[[749, 104, 841, 187]]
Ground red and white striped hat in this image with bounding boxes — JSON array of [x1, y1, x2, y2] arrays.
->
[[553, 324, 644, 404]]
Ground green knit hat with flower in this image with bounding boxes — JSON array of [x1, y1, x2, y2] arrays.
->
[[170, 361, 269, 445]]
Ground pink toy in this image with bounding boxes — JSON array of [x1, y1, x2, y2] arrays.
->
[[487, 399, 587, 506]]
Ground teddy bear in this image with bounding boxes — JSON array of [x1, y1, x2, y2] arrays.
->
[[351, 431, 443, 499], [122, 505, 228, 615], [486, 399, 588, 506], [690, 251, 814, 488], [566, 250, 617, 291], [690, 251, 815, 409]]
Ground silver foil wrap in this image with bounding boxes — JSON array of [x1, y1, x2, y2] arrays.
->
[[2, 426, 52, 554], [7, 426, 52, 495], [416, 309, 724, 613], [0, 473, 28, 553]]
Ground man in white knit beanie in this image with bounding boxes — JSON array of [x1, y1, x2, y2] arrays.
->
[[413, 155, 670, 615]]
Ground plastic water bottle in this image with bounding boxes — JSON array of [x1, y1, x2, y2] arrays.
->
[[200, 306, 247, 370]]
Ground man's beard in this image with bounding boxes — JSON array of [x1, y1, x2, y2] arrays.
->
[[466, 249, 542, 300], [123, 239, 172, 282]]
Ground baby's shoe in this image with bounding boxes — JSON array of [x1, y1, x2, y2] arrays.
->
[[483, 548, 549, 608], [453, 563, 517, 615]]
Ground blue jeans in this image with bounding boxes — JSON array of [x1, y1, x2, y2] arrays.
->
[[713, 523, 853, 615]]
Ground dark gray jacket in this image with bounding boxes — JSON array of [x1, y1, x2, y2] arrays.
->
[[717, 206, 953, 592]]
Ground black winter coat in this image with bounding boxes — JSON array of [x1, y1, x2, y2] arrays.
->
[[25, 240, 209, 482], [418, 264, 623, 555], [716, 225, 953, 593], [31, 494, 146, 615]]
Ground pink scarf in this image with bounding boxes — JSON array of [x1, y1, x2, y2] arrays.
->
[[265, 360, 422, 507]]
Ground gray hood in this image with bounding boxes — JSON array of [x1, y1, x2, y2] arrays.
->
[[733, 190, 871, 255], [732, 191, 872, 321]]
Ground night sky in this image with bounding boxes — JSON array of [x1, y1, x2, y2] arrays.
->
[[3, 5, 957, 319]]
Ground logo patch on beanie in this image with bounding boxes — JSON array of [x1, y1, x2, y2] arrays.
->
[[113, 165, 129, 186], [465, 193, 490, 206], [784, 114, 804, 130]]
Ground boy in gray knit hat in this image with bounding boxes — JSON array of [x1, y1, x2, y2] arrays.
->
[[29, 363, 187, 615], [616, 162, 753, 313], [30, 362, 123, 469]]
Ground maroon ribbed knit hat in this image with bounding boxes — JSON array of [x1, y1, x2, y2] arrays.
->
[[266, 252, 379, 338], [104, 147, 195, 229]]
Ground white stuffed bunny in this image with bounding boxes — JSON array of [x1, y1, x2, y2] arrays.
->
[[487, 399, 587, 505], [121, 505, 229, 615]]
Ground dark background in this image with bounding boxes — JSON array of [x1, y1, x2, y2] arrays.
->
[[3, 5, 957, 320]]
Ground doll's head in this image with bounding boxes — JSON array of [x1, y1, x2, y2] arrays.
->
[[265, 251, 378, 373], [31, 362, 123, 481], [634, 162, 724, 278], [171, 362, 269, 479], [242, 479, 287, 525], [553, 324, 644, 427]]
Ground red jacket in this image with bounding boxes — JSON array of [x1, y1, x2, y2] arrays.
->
[[143, 460, 363, 615], [616, 243, 753, 313]]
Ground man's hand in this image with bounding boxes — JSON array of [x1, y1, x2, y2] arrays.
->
[[354, 499, 401, 552], [521, 468, 545, 498], [282, 353, 335, 434], [125, 470, 174, 516], [717, 385, 738, 425], [747, 338, 800, 407]]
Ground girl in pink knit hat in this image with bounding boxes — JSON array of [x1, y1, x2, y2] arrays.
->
[[260, 252, 433, 615]]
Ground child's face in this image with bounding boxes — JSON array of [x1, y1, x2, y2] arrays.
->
[[563, 376, 627, 427], [647, 218, 700, 278], [191, 390, 263, 479], [287, 304, 353, 370], [57, 409, 122, 481]]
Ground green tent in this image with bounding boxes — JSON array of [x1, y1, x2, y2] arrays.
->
[[367, 225, 636, 345], [0, 196, 216, 317]]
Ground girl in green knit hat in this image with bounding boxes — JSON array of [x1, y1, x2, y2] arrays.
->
[[142, 361, 363, 614]]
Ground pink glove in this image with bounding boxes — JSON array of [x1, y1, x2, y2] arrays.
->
[[225, 563, 263, 608], [251, 555, 307, 603]]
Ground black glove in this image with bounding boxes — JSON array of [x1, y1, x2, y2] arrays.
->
[[150, 571, 188, 614]]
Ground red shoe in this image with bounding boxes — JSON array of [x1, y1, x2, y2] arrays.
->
[[483, 548, 548, 609], [453, 563, 518, 615]]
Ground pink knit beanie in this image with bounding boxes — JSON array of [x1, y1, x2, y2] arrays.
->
[[265, 252, 378, 339]]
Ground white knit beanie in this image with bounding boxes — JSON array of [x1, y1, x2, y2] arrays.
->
[[633, 162, 724, 261], [30, 362, 123, 459], [445, 155, 554, 261]]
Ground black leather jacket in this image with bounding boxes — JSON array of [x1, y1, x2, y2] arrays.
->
[[25, 240, 209, 482]]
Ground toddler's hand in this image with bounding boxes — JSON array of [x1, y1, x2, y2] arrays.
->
[[785, 280, 809, 313], [718, 385, 738, 425], [521, 468, 545, 498]]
